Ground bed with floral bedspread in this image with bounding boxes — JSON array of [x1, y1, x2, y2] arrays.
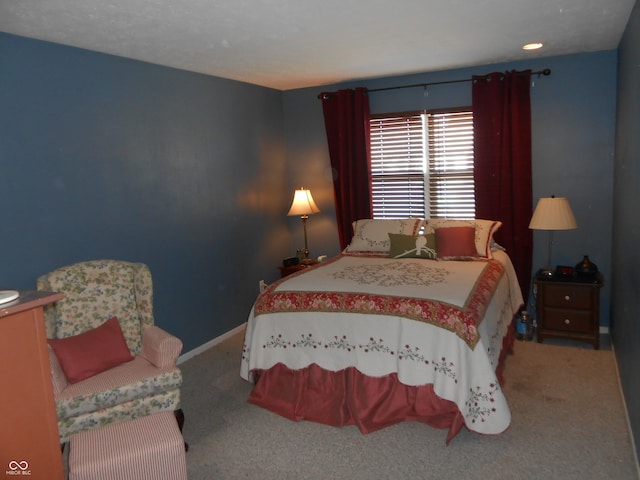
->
[[240, 218, 524, 442]]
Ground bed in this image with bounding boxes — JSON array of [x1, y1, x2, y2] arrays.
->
[[240, 218, 524, 442]]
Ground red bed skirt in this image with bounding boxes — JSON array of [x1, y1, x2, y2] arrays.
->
[[248, 322, 515, 443]]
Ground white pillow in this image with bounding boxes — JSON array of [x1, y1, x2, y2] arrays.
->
[[424, 218, 502, 258], [345, 219, 423, 253]]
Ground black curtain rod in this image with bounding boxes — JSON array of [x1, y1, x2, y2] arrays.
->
[[318, 68, 551, 98]]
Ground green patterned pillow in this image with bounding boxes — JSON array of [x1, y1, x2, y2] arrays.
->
[[388, 233, 437, 259]]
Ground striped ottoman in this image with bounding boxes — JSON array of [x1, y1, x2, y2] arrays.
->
[[68, 412, 187, 480]]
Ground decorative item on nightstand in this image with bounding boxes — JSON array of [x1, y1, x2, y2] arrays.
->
[[575, 255, 598, 278], [282, 256, 300, 268], [528, 195, 578, 277], [287, 187, 320, 265]]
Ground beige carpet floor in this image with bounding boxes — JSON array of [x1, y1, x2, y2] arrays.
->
[[178, 332, 639, 479]]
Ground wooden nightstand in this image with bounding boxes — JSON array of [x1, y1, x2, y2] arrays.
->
[[534, 273, 603, 349], [278, 261, 318, 278]]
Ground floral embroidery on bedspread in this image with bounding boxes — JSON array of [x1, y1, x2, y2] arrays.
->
[[332, 260, 450, 287], [466, 383, 500, 424], [254, 260, 505, 349], [244, 332, 502, 424], [253, 333, 458, 383]]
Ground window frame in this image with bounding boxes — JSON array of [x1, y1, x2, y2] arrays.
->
[[369, 107, 475, 220]]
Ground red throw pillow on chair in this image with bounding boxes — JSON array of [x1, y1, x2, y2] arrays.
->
[[48, 316, 134, 383]]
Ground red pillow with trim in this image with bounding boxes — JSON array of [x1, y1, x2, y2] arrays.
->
[[435, 226, 479, 260], [48, 316, 134, 383]]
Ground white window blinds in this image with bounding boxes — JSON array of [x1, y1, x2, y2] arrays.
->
[[427, 111, 475, 219], [370, 113, 426, 219], [369, 110, 475, 219]]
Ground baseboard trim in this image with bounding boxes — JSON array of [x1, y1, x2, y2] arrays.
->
[[177, 322, 247, 365], [610, 342, 640, 477]]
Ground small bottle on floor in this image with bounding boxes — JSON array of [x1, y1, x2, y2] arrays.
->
[[516, 311, 533, 341]]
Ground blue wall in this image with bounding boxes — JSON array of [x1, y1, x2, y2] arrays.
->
[[612, 0, 640, 459], [0, 33, 292, 352], [283, 51, 617, 327], [2, 9, 633, 455], [0, 31, 620, 353]]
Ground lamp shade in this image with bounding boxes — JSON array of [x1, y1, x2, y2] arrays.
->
[[287, 188, 320, 216], [528, 196, 578, 230]]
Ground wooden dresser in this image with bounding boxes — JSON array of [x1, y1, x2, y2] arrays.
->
[[0, 290, 64, 480]]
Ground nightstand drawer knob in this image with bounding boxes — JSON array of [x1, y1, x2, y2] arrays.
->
[[564, 295, 571, 301], [564, 318, 571, 325]]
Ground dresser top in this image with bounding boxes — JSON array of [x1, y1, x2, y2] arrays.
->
[[0, 290, 64, 318]]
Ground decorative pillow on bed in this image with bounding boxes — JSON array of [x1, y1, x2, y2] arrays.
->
[[435, 226, 479, 260], [425, 218, 502, 258], [388, 233, 437, 259], [48, 316, 134, 383], [345, 219, 423, 253]]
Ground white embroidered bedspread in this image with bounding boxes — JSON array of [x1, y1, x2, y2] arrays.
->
[[240, 250, 523, 435]]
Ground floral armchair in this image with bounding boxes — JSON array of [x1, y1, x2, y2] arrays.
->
[[37, 260, 184, 443]]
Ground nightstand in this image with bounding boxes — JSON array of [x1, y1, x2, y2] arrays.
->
[[534, 272, 603, 349], [278, 261, 318, 278]]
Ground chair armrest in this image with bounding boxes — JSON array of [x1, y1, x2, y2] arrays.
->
[[47, 344, 68, 394], [140, 324, 183, 368]]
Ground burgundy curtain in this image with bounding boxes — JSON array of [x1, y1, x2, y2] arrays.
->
[[320, 88, 372, 250], [472, 70, 533, 303]]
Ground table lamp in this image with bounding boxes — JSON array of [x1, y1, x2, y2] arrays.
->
[[529, 195, 578, 277], [287, 188, 320, 264]]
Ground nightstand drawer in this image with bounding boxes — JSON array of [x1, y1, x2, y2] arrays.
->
[[543, 308, 593, 333], [542, 284, 592, 309]]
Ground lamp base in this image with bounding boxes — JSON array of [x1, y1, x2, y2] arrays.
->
[[300, 257, 316, 266]]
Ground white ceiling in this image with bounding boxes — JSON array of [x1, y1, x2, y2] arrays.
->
[[0, 0, 634, 91]]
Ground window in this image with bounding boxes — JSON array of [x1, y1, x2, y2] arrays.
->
[[369, 109, 475, 219]]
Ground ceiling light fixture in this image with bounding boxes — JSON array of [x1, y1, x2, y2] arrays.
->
[[522, 42, 543, 50]]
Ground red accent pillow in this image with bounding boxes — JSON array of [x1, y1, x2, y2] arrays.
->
[[48, 317, 134, 383], [435, 226, 479, 260]]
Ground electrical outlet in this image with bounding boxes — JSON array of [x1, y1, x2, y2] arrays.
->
[[258, 280, 268, 292]]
